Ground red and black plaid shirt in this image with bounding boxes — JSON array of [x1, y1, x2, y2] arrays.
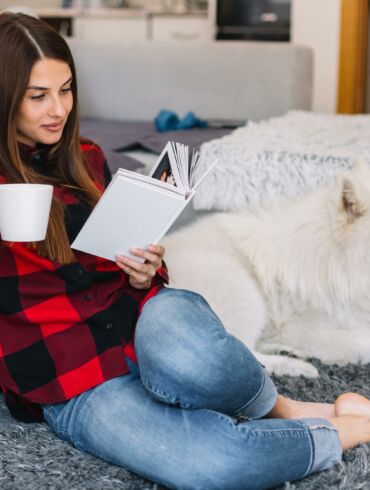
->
[[0, 139, 168, 422]]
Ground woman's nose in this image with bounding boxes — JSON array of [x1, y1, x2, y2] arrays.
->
[[48, 96, 67, 118]]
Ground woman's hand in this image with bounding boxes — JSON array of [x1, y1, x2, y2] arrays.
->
[[115, 244, 165, 289]]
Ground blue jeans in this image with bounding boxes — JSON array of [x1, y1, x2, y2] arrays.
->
[[42, 289, 342, 490]]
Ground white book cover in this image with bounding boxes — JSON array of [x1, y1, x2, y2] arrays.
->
[[71, 142, 217, 262]]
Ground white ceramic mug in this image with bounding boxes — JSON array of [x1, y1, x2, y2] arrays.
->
[[0, 184, 53, 242]]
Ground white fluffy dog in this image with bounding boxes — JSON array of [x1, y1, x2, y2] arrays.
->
[[162, 161, 370, 378]]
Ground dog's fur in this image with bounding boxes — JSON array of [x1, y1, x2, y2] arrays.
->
[[162, 161, 370, 377]]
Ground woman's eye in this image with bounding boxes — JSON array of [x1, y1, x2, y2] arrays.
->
[[61, 87, 72, 94], [31, 94, 45, 100]]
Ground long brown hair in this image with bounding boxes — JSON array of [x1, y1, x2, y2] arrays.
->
[[0, 12, 101, 264]]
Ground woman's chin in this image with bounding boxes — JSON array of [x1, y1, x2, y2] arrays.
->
[[37, 133, 63, 145]]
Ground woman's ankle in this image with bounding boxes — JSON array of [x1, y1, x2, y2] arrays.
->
[[329, 415, 370, 451], [267, 395, 335, 420]]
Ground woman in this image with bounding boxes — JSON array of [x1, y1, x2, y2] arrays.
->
[[1, 12, 370, 490]]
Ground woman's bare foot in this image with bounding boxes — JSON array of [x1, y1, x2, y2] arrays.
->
[[267, 393, 370, 452], [268, 393, 370, 420], [267, 395, 335, 420], [335, 392, 370, 418], [329, 415, 370, 451]]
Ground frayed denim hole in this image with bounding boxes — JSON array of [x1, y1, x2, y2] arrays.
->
[[307, 424, 338, 432]]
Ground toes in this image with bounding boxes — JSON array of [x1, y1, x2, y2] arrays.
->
[[335, 392, 370, 417]]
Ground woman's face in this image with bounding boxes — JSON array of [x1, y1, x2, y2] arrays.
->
[[16, 58, 73, 147]]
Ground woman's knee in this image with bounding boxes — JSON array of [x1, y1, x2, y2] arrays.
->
[[135, 288, 225, 363], [138, 288, 216, 333], [135, 288, 265, 414]]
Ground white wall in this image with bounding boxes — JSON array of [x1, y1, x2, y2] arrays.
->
[[291, 0, 341, 113]]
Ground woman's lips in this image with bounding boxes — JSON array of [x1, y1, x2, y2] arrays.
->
[[42, 123, 63, 132]]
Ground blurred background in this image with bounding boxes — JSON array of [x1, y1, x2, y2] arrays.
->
[[1, 0, 367, 115]]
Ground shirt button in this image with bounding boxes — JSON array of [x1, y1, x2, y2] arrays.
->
[[105, 323, 113, 330], [84, 294, 91, 301], [77, 268, 84, 276], [33, 153, 40, 160]]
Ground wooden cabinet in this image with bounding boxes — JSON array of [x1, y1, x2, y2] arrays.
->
[[151, 15, 212, 42], [37, 8, 212, 43]]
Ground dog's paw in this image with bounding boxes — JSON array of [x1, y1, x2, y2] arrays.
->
[[256, 353, 319, 378], [256, 341, 306, 358]]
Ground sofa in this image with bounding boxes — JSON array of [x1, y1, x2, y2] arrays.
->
[[68, 39, 313, 122]]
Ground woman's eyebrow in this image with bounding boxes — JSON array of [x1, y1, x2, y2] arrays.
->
[[27, 76, 73, 90]]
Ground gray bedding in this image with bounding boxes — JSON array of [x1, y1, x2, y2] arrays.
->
[[80, 118, 232, 174]]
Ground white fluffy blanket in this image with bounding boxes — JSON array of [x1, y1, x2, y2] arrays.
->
[[193, 111, 370, 211]]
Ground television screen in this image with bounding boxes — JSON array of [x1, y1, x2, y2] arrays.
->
[[217, 0, 291, 28]]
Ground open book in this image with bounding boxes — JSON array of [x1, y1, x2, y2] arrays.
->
[[71, 142, 218, 262]]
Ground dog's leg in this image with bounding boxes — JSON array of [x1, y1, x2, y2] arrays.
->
[[261, 321, 370, 366], [253, 351, 319, 378], [256, 341, 309, 361]]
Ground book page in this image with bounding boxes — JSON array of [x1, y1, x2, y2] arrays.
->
[[116, 168, 185, 197], [171, 143, 200, 193], [149, 142, 184, 192], [147, 141, 215, 194]]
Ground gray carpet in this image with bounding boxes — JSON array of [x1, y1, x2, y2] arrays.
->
[[0, 359, 369, 490]]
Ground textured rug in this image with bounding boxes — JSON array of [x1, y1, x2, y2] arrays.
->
[[0, 359, 369, 489], [194, 111, 370, 211]]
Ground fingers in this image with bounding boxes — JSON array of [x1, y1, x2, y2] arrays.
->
[[115, 258, 154, 284], [115, 245, 165, 286], [116, 245, 164, 269], [116, 254, 153, 272], [128, 248, 161, 267], [147, 244, 165, 259]]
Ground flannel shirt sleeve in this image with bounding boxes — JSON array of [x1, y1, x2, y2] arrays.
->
[[151, 261, 169, 286]]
